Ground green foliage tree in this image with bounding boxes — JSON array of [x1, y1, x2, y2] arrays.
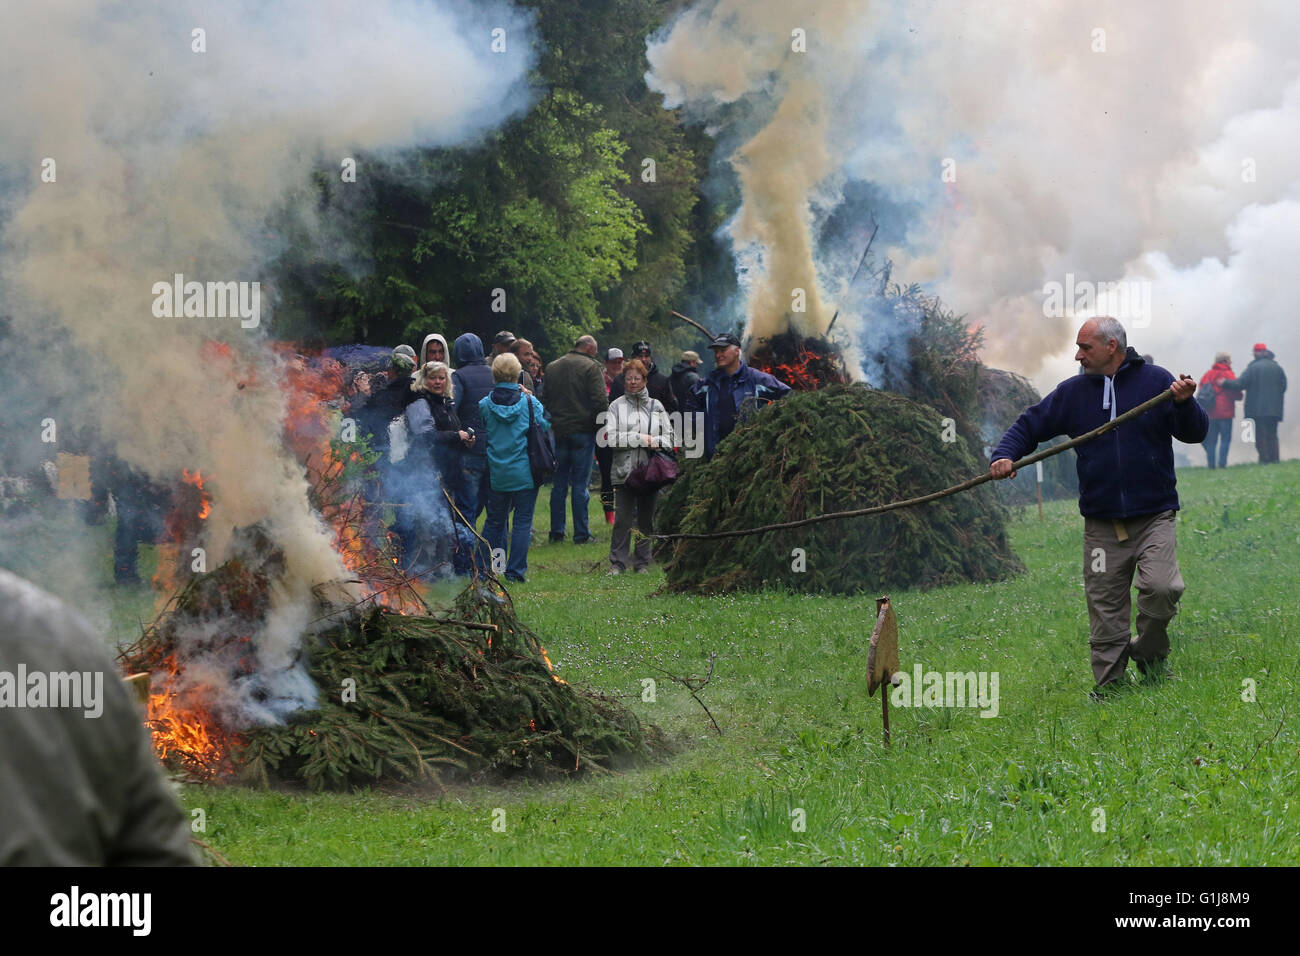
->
[[271, 0, 720, 360]]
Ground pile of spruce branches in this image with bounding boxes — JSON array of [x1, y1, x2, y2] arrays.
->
[[657, 384, 1024, 596]]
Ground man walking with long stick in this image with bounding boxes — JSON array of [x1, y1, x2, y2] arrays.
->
[[990, 317, 1208, 695]]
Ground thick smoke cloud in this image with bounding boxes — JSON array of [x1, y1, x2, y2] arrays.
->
[[0, 0, 535, 721], [649, 0, 1298, 459]]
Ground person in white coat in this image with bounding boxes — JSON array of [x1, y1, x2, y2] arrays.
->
[[604, 359, 675, 574]]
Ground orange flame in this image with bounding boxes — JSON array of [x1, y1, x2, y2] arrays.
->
[[181, 469, 212, 519], [147, 653, 242, 779], [538, 644, 567, 685]]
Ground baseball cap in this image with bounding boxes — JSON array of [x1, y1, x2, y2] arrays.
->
[[708, 333, 742, 349], [682, 350, 701, 363], [493, 330, 517, 346], [631, 340, 652, 355], [606, 348, 624, 361], [391, 344, 417, 370], [1253, 342, 1268, 351]]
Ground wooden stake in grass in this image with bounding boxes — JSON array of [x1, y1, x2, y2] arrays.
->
[[1036, 460, 1044, 521], [867, 596, 900, 747]]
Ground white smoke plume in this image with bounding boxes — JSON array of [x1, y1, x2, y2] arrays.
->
[[648, 0, 1298, 460], [0, 0, 535, 722]]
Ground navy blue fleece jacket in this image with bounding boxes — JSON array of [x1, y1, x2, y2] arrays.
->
[[990, 349, 1209, 519]]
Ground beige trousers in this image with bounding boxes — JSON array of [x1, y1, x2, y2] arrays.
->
[[1082, 510, 1185, 686]]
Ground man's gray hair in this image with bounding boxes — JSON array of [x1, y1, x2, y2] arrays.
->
[[1094, 316, 1127, 352], [574, 334, 597, 352]]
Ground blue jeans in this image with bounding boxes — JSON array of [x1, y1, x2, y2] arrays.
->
[[550, 432, 596, 540], [1203, 418, 1232, 468], [483, 485, 540, 580], [453, 455, 490, 574]]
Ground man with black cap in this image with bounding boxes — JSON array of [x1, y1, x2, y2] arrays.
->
[[1220, 343, 1287, 463], [491, 330, 517, 360], [610, 340, 678, 414], [696, 332, 790, 458]]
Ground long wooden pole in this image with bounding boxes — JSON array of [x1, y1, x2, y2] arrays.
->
[[826, 221, 878, 337], [656, 387, 1178, 541], [882, 681, 890, 747], [670, 310, 718, 343]]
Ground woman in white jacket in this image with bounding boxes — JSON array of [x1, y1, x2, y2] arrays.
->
[[604, 359, 675, 574]]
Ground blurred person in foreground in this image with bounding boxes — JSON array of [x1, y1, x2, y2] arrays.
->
[[0, 569, 196, 865]]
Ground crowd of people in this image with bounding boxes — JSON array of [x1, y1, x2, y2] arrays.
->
[[355, 328, 792, 583]]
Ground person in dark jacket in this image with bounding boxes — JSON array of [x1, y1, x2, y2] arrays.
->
[[0, 569, 197, 865], [541, 335, 608, 543], [355, 346, 419, 452], [89, 454, 169, 584], [412, 361, 474, 482], [609, 341, 679, 415], [696, 333, 792, 458], [990, 318, 1207, 693], [398, 361, 475, 576], [479, 353, 550, 582], [1197, 352, 1242, 468], [595, 347, 624, 524], [1220, 344, 1287, 463], [670, 350, 703, 412], [450, 333, 496, 527]]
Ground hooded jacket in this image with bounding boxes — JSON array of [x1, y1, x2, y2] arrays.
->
[[1198, 361, 1242, 420], [990, 348, 1209, 519], [451, 334, 495, 457], [1220, 350, 1287, 420], [419, 334, 454, 396], [420, 333, 453, 371], [603, 387, 675, 486], [478, 383, 550, 492]]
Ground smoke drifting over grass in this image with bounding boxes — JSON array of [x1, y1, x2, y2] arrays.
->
[[649, 0, 1298, 458], [0, 0, 535, 719]]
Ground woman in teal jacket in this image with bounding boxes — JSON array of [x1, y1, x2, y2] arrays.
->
[[478, 353, 550, 582]]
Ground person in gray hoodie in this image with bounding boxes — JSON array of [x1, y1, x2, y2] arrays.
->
[[420, 333, 453, 387]]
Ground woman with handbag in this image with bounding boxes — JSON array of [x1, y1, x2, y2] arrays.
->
[[605, 359, 676, 574], [478, 352, 550, 583]]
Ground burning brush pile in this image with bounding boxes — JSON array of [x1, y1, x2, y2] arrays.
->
[[118, 353, 651, 791], [748, 330, 852, 390], [122, 527, 650, 791]]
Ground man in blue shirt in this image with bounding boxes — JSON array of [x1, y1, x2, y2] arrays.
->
[[990, 317, 1207, 694], [696, 333, 791, 458]]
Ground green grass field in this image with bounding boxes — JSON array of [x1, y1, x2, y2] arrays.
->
[[9, 462, 1299, 865]]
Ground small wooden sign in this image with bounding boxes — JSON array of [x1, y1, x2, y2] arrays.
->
[[55, 453, 92, 500], [867, 596, 898, 696]]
